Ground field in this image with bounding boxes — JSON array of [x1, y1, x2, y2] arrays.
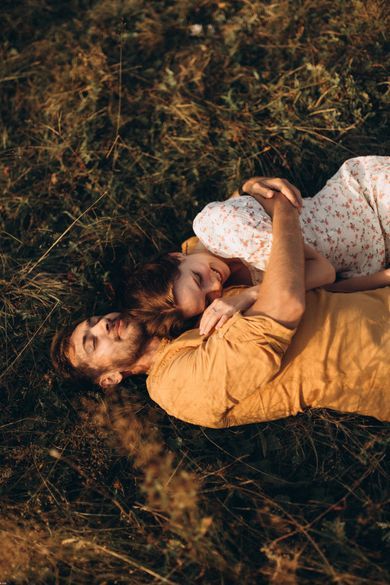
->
[[0, 1, 389, 583]]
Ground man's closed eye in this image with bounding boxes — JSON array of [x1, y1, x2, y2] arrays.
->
[[83, 336, 97, 355]]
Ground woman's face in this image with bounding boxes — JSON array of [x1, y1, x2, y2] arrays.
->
[[172, 252, 231, 317]]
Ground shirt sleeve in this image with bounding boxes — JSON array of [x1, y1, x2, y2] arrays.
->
[[192, 196, 273, 271], [147, 313, 296, 428]]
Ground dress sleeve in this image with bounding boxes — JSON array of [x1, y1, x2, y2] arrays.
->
[[193, 196, 273, 271], [147, 313, 296, 428]]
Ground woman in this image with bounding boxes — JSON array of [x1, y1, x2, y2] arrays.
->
[[124, 157, 389, 338]]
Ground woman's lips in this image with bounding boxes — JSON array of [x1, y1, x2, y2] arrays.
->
[[212, 264, 229, 284], [211, 267, 223, 283]]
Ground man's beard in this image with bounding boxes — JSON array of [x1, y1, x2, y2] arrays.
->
[[116, 309, 150, 364]]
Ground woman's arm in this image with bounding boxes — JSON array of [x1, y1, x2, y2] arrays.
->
[[325, 269, 390, 292], [304, 243, 336, 290], [242, 245, 336, 290], [199, 243, 337, 334], [244, 193, 335, 290]]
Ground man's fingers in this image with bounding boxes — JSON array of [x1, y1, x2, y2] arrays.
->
[[279, 185, 301, 209], [251, 183, 275, 199], [242, 179, 276, 199], [285, 181, 303, 206], [242, 177, 274, 197], [242, 177, 302, 207], [264, 178, 302, 209], [290, 182, 302, 201]]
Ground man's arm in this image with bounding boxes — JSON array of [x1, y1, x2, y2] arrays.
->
[[245, 194, 305, 328], [243, 191, 335, 292]]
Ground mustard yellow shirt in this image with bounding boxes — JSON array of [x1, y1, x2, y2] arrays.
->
[[146, 288, 390, 427]]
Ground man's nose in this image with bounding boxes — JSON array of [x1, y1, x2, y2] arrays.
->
[[91, 316, 113, 335]]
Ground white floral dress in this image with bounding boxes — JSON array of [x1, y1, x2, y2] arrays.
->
[[193, 157, 390, 283]]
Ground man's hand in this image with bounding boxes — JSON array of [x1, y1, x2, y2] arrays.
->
[[199, 287, 259, 336], [241, 177, 303, 211]]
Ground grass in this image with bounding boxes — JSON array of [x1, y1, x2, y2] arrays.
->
[[0, 0, 389, 583]]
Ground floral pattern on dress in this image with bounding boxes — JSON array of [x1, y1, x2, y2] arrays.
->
[[193, 156, 390, 282]]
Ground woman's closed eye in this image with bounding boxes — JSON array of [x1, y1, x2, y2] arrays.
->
[[192, 271, 202, 287]]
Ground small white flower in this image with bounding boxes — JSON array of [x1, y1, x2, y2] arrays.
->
[[189, 24, 203, 37]]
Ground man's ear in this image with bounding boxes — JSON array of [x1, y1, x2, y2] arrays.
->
[[169, 251, 184, 260], [98, 371, 123, 389]]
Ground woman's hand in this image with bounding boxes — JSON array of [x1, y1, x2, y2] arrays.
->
[[199, 287, 258, 336], [241, 176, 303, 211]]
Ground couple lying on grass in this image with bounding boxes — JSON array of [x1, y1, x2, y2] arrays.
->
[[51, 156, 390, 427]]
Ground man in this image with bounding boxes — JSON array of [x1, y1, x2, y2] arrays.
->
[[51, 189, 390, 427]]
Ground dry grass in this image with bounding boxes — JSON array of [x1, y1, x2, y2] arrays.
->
[[0, 0, 389, 583]]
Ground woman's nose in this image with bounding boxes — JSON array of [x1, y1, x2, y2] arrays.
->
[[208, 277, 221, 293], [206, 281, 222, 303]]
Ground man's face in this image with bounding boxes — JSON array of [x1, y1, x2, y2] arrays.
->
[[68, 312, 138, 376], [172, 252, 231, 317]]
